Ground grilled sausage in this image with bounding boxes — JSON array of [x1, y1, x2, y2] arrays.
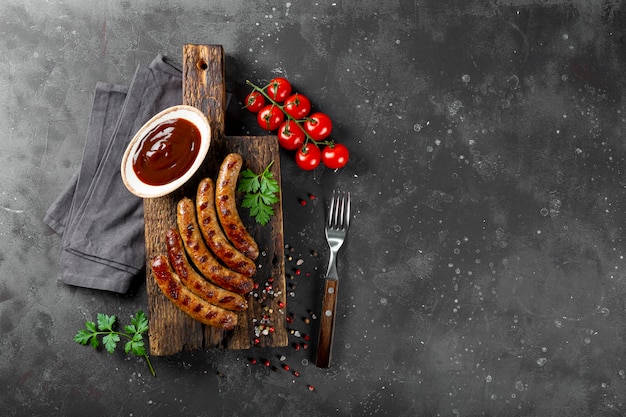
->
[[215, 153, 260, 260], [177, 197, 255, 294], [165, 228, 248, 311], [196, 177, 257, 277], [150, 255, 238, 329]]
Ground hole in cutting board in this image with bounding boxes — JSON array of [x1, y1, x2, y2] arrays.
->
[[197, 59, 208, 70]]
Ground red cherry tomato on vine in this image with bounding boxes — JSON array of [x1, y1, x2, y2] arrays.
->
[[267, 77, 292, 102], [244, 91, 265, 113], [277, 120, 306, 150], [257, 105, 284, 131], [322, 143, 350, 169], [283, 93, 311, 119], [303, 112, 332, 141], [295, 143, 321, 171]]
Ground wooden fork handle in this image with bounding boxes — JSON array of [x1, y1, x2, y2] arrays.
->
[[316, 278, 339, 368]]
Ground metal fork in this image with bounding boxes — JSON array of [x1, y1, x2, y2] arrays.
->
[[316, 190, 351, 368]]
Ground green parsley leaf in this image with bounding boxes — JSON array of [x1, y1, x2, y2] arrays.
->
[[74, 328, 95, 346], [85, 321, 97, 333], [238, 170, 261, 193], [97, 313, 116, 332], [237, 160, 280, 225], [127, 340, 146, 357], [132, 311, 149, 334], [74, 310, 155, 376], [102, 333, 120, 353]]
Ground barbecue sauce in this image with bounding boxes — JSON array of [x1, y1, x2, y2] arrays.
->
[[133, 118, 201, 186]]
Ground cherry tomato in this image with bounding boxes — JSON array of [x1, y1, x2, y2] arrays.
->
[[277, 120, 306, 150], [295, 143, 321, 171], [244, 91, 265, 113], [322, 143, 349, 169], [267, 77, 292, 102], [283, 93, 311, 119], [303, 112, 332, 141], [257, 105, 284, 131]]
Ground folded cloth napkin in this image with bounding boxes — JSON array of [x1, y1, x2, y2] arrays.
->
[[44, 55, 183, 293]]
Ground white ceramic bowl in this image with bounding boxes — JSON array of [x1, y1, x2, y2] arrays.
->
[[121, 105, 211, 198]]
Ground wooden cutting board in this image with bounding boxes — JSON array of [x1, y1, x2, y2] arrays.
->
[[143, 44, 288, 356]]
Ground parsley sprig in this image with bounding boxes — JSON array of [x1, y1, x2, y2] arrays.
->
[[74, 310, 155, 376], [238, 160, 280, 225]]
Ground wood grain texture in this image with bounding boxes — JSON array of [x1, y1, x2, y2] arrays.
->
[[315, 278, 338, 368], [144, 44, 287, 356]]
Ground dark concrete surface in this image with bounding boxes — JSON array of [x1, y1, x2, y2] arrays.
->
[[1, 0, 626, 416]]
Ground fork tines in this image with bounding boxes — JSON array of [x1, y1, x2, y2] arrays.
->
[[329, 190, 351, 230]]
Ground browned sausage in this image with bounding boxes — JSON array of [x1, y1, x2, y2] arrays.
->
[[196, 177, 257, 277], [165, 228, 248, 311], [150, 255, 238, 329], [215, 153, 260, 260], [177, 197, 255, 294]]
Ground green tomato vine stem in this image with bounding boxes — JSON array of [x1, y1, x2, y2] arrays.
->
[[245, 79, 334, 150]]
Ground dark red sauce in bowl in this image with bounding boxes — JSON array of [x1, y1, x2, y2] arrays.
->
[[132, 118, 201, 186], [121, 105, 211, 198]]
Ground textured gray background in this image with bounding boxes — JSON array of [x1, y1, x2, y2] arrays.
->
[[2, 0, 626, 416]]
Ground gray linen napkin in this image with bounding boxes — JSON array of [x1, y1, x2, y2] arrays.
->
[[44, 55, 183, 293]]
